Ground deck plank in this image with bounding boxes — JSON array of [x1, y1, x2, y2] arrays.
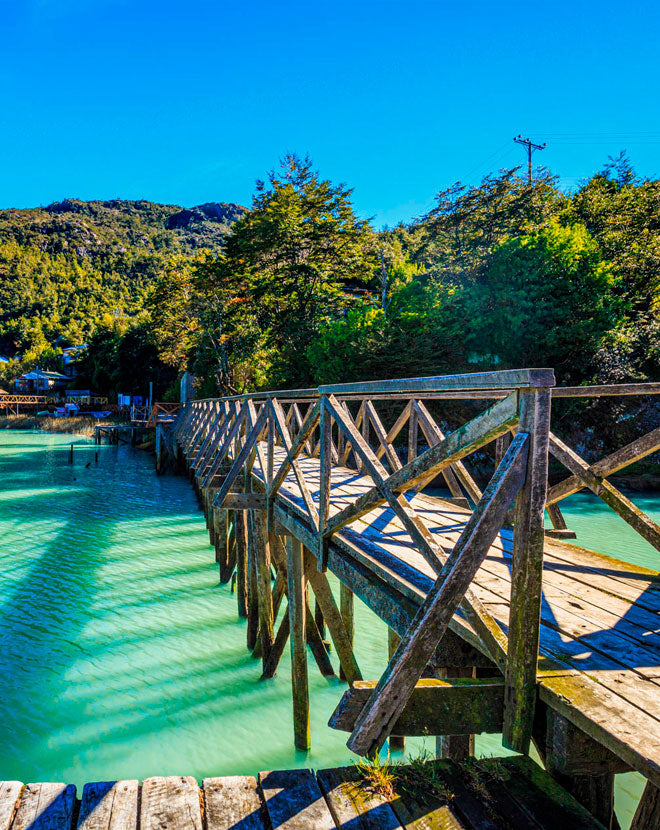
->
[[203, 776, 267, 829], [258, 769, 336, 829], [77, 781, 138, 830], [0, 783, 22, 830], [10, 783, 76, 830], [316, 767, 400, 829], [140, 777, 202, 830]]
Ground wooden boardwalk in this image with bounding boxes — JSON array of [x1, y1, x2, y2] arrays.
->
[[0, 757, 605, 829], [162, 370, 660, 828]]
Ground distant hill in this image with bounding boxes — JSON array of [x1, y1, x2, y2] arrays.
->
[[0, 198, 245, 357]]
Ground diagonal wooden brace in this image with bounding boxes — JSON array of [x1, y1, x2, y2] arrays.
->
[[346, 432, 530, 757]]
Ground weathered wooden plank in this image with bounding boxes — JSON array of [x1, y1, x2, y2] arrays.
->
[[316, 767, 400, 829], [503, 388, 552, 754], [267, 532, 335, 678], [347, 434, 529, 755], [364, 400, 402, 473], [203, 776, 267, 829], [548, 431, 660, 552], [414, 400, 482, 504], [329, 678, 504, 735], [247, 511, 260, 651], [318, 368, 555, 395], [140, 777, 202, 830], [220, 493, 268, 510], [304, 548, 362, 685], [434, 667, 476, 761], [388, 794, 464, 830], [0, 783, 22, 830], [77, 781, 138, 830], [286, 537, 310, 751], [11, 783, 76, 830], [538, 671, 660, 788], [324, 392, 519, 536], [552, 382, 660, 397], [258, 769, 336, 829]]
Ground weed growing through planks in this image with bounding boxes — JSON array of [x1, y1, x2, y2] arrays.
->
[[354, 748, 453, 805], [354, 753, 397, 801]]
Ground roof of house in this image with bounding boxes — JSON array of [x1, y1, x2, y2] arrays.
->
[[19, 369, 70, 381]]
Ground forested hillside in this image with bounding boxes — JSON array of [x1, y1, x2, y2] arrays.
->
[[5, 152, 660, 432], [0, 198, 244, 365]]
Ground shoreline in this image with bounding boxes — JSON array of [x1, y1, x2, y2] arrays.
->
[[0, 414, 120, 437]]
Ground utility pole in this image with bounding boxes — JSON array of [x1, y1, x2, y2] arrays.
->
[[513, 135, 546, 184]]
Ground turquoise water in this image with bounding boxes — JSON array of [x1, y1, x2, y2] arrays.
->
[[0, 431, 655, 826]]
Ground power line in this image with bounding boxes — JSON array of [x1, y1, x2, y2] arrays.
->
[[513, 135, 546, 184]]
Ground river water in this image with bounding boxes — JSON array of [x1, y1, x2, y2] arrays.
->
[[0, 430, 655, 826]]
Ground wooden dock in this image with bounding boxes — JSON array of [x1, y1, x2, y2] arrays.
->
[[160, 370, 660, 829], [0, 756, 606, 829]]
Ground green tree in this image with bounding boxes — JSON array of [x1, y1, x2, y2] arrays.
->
[[460, 220, 621, 379], [215, 153, 377, 387]]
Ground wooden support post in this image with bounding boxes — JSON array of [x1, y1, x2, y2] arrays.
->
[[339, 584, 354, 682], [407, 400, 418, 463], [435, 667, 476, 760], [286, 536, 310, 751], [314, 599, 330, 654], [495, 431, 511, 466], [503, 386, 552, 753], [550, 772, 618, 829], [545, 502, 577, 540], [388, 628, 405, 752], [543, 710, 626, 828], [631, 782, 660, 830], [318, 397, 332, 571], [235, 510, 248, 618], [304, 549, 362, 685], [246, 512, 259, 651], [253, 512, 274, 670]]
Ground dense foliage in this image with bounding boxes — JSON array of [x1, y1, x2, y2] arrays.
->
[[0, 198, 243, 393], [4, 152, 660, 418]]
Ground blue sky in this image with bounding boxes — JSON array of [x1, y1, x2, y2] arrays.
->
[[2, 0, 659, 226]]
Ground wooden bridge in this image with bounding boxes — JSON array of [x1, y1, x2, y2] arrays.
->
[[160, 370, 660, 829]]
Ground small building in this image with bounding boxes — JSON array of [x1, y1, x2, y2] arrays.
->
[[14, 369, 70, 393], [61, 344, 87, 378]]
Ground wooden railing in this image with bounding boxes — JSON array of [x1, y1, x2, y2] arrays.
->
[[172, 370, 559, 755], [170, 373, 660, 758], [0, 394, 47, 415], [146, 402, 181, 427]]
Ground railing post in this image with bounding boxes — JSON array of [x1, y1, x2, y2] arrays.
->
[[318, 395, 331, 571], [503, 384, 552, 753]]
